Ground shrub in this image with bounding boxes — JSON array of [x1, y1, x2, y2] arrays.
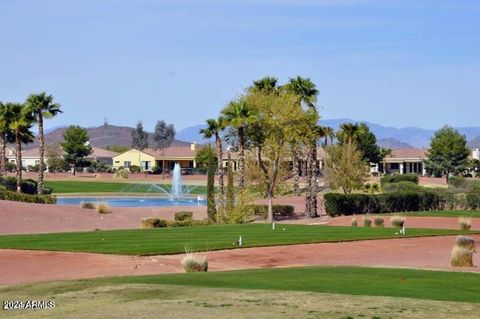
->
[[0, 189, 56, 204], [363, 217, 372, 227], [140, 217, 168, 228], [167, 220, 210, 227], [129, 165, 141, 173], [40, 187, 53, 195], [324, 193, 378, 217], [380, 173, 419, 186], [96, 202, 111, 214], [181, 254, 208, 272], [455, 235, 476, 250], [0, 176, 38, 194], [382, 181, 421, 193], [81, 202, 96, 209], [175, 211, 193, 221], [451, 246, 474, 267], [249, 205, 295, 219], [466, 193, 480, 210], [459, 217, 472, 231], [373, 217, 384, 227], [390, 215, 406, 228], [351, 218, 357, 227], [114, 168, 129, 179]]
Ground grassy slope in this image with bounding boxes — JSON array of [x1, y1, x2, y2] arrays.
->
[[44, 180, 207, 194], [4, 267, 480, 304], [0, 224, 473, 255]]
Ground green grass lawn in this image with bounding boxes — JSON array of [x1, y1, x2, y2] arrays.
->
[[0, 224, 473, 255], [392, 210, 480, 217], [44, 180, 207, 194]]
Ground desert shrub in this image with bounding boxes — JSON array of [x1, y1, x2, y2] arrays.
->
[[249, 205, 295, 219], [451, 246, 474, 267], [466, 193, 480, 210], [351, 218, 357, 227], [390, 215, 406, 228], [0, 189, 56, 204], [456, 235, 476, 250], [0, 176, 38, 194], [96, 202, 112, 214], [167, 219, 210, 227], [363, 217, 372, 227], [129, 165, 141, 173], [81, 202, 96, 209], [324, 193, 378, 217], [373, 217, 384, 227], [181, 254, 208, 272], [140, 217, 168, 228], [380, 173, 419, 186], [174, 211, 193, 221], [40, 187, 53, 195], [459, 217, 472, 231], [114, 168, 129, 179], [382, 181, 421, 193]]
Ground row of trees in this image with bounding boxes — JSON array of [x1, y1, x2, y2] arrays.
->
[[0, 93, 62, 193]]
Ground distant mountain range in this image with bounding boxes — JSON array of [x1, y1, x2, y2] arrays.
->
[[177, 118, 480, 149], [24, 124, 189, 150]]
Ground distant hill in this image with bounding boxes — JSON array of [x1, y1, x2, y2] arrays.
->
[[469, 136, 480, 148], [377, 138, 413, 149], [24, 124, 190, 150], [178, 119, 480, 148]]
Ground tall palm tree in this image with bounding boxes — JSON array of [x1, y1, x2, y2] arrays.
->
[[322, 126, 335, 146], [0, 102, 15, 177], [8, 103, 34, 193], [26, 92, 62, 194], [285, 76, 320, 217], [200, 117, 226, 195], [221, 99, 256, 189], [250, 76, 278, 94]]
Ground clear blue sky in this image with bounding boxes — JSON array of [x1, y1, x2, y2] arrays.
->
[[1, 0, 479, 131]]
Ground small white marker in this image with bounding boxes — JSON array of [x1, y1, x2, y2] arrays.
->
[[238, 236, 243, 246], [272, 223, 276, 230]]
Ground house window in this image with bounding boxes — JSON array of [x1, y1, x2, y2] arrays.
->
[[141, 161, 150, 170], [115, 161, 120, 164], [123, 161, 131, 168], [390, 163, 400, 170]]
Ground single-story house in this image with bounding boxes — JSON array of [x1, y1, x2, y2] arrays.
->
[[375, 149, 428, 175], [6, 146, 118, 169], [112, 143, 197, 172]]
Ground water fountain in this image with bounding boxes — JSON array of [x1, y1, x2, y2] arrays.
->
[[171, 163, 182, 199]]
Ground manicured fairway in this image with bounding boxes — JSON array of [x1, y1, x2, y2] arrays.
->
[[0, 224, 473, 255], [44, 180, 207, 194]]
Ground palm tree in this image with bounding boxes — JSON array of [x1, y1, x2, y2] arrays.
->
[[26, 92, 62, 194], [200, 117, 226, 195], [0, 102, 15, 177], [285, 76, 320, 217], [338, 122, 360, 144], [221, 99, 256, 189], [8, 103, 35, 192], [322, 126, 335, 146], [250, 76, 278, 94]]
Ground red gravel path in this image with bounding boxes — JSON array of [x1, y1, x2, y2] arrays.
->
[[1, 235, 479, 286]]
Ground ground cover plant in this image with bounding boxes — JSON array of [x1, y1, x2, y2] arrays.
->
[[0, 224, 473, 255], [44, 180, 208, 194]]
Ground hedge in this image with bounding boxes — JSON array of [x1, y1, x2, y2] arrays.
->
[[0, 176, 38, 194], [249, 205, 295, 219], [380, 174, 419, 186], [0, 190, 56, 204], [324, 190, 445, 217], [174, 211, 193, 221], [382, 181, 422, 193]]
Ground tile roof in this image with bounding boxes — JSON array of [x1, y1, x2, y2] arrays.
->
[[143, 146, 196, 159], [385, 148, 428, 160]]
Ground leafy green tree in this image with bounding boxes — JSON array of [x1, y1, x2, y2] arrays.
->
[[325, 142, 368, 194], [221, 99, 257, 189], [206, 146, 216, 222], [46, 143, 68, 173], [424, 126, 471, 182], [246, 89, 318, 222], [154, 120, 175, 177], [8, 103, 35, 192], [0, 102, 15, 176], [284, 76, 319, 217], [61, 125, 92, 175], [26, 92, 62, 193], [195, 145, 218, 169], [200, 118, 225, 194], [131, 121, 149, 151]]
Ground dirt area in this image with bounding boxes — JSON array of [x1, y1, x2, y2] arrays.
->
[[0, 200, 207, 234], [1, 235, 479, 286], [3, 283, 479, 319]]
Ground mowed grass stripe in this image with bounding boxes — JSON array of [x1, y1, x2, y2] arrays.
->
[[0, 224, 473, 255]]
